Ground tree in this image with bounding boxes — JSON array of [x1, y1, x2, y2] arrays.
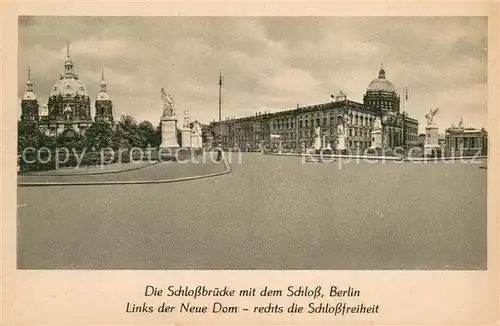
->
[[137, 120, 156, 148], [113, 115, 140, 149], [151, 122, 162, 148], [18, 120, 43, 154], [56, 133, 85, 152], [84, 120, 114, 150]]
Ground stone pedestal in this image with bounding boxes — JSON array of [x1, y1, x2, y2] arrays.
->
[[190, 133, 196, 149], [424, 125, 440, 155], [337, 135, 346, 150], [160, 116, 179, 148], [370, 130, 383, 149], [196, 134, 202, 148], [190, 133, 202, 149], [180, 128, 191, 148]]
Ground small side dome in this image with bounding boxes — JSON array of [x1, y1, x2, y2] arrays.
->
[[96, 92, 110, 101], [22, 91, 37, 101]]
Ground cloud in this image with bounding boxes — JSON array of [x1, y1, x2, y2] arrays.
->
[[18, 16, 487, 133]]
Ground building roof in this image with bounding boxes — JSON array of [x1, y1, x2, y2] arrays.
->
[[366, 67, 396, 93]]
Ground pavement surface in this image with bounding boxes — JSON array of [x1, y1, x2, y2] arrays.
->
[[18, 154, 224, 184], [17, 153, 487, 270], [19, 161, 157, 176]]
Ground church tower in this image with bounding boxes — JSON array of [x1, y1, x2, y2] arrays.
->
[[94, 68, 114, 123], [20, 67, 40, 122]]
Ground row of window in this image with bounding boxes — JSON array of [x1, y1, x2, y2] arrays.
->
[[271, 115, 379, 130], [365, 99, 398, 110], [227, 127, 420, 141]]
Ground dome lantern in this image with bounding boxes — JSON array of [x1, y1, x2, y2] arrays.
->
[[378, 65, 386, 79], [64, 41, 74, 75]]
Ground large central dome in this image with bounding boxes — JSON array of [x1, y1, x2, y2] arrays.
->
[[366, 68, 396, 93], [49, 56, 88, 97], [46, 43, 92, 123], [50, 75, 88, 97], [363, 67, 400, 112]]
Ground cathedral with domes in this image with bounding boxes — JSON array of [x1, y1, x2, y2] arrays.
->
[[20, 43, 114, 137], [210, 66, 419, 152]]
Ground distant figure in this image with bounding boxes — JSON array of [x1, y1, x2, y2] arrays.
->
[[216, 146, 222, 162]]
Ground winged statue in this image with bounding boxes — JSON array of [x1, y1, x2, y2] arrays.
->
[[161, 88, 175, 117], [425, 108, 439, 125]]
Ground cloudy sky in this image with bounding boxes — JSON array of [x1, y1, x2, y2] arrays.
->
[[18, 16, 487, 132]]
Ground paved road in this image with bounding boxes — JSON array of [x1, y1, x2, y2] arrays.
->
[[17, 153, 487, 270]]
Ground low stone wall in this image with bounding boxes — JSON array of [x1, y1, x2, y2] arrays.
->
[[266, 151, 488, 162], [18, 148, 205, 173], [156, 147, 203, 162]]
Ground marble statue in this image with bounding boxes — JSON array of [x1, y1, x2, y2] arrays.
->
[[64, 104, 72, 121], [425, 108, 439, 125], [192, 121, 202, 135], [314, 126, 321, 137], [161, 88, 175, 117], [337, 122, 344, 136]]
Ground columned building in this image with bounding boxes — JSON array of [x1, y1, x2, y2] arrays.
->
[[445, 124, 488, 156], [20, 42, 115, 135], [210, 67, 419, 152]]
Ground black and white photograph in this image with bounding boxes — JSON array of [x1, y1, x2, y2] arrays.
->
[[16, 16, 489, 272]]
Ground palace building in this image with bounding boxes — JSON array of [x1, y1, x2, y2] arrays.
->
[[20, 43, 114, 136], [210, 67, 419, 151]]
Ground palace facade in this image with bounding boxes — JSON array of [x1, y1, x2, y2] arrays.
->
[[20, 43, 114, 137], [444, 122, 488, 156], [209, 67, 419, 151]]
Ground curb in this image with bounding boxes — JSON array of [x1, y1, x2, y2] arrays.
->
[[18, 161, 160, 177], [17, 155, 231, 187], [266, 152, 488, 162]]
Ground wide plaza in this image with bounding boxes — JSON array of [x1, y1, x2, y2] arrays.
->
[[17, 153, 487, 270]]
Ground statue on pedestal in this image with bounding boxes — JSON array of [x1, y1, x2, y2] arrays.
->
[[161, 88, 175, 117], [425, 107, 439, 125]]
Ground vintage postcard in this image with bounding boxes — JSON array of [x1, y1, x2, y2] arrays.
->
[[1, 1, 498, 325]]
